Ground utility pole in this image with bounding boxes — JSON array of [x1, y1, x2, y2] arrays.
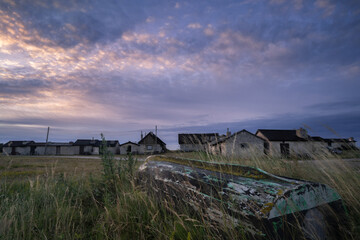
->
[[155, 125, 158, 153], [45, 127, 50, 155]]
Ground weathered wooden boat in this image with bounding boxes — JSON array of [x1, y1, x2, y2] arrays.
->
[[136, 155, 346, 239]]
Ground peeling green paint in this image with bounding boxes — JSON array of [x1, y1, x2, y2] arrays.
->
[[137, 155, 345, 238]]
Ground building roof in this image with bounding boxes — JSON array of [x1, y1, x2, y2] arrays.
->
[[106, 140, 119, 147], [256, 129, 307, 142], [211, 129, 264, 145], [178, 133, 219, 144], [73, 139, 102, 146], [310, 136, 356, 143], [120, 141, 140, 146], [30, 142, 73, 146], [324, 138, 356, 143], [138, 132, 166, 146], [3, 141, 35, 147], [310, 136, 325, 142]]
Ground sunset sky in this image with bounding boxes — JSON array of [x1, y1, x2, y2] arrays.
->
[[1, 0, 359, 149]]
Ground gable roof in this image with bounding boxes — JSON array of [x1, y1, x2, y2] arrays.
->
[[120, 141, 140, 146], [256, 129, 307, 142], [178, 133, 219, 144], [138, 132, 166, 146], [211, 129, 264, 145], [3, 141, 35, 147]]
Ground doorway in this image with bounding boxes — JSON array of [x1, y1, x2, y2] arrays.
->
[[56, 146, 61, 155], [280, 143, 290, 157], [127, 145, 132, 154]]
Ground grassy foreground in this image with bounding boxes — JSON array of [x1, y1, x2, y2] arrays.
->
[[0, 148, 359, 239]]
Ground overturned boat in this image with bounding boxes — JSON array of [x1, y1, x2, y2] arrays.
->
[[136, 155, 346, 239]]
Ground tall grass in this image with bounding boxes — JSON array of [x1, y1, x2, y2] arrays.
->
[[169, 148, 360, 239], [0, 140, 359, 239], [0, 138, 220, 240]]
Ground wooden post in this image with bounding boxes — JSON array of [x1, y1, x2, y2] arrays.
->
[[44, 127, 50, 155]]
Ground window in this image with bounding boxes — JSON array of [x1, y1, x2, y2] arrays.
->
[[240, 143, 248, 148], [280, 143, 290, 156], [147, 145, 153, 150]]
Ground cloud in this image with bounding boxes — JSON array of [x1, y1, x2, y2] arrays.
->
[[305, 100, 360, 112], [0, 0, 152, 48], [187, 23, 202, 29], [0, 0, 359, 149], [315, 0, 335, 16]]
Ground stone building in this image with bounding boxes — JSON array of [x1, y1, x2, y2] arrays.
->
[[178, 133, 219, 152], [210, 130, 265, 158], [120, 141, 140, 155], [255, 128, 327, 157], [138, 132, 166, 154], [105, 140, 120, 154], [3, 141, 35, 155], [73, 139, 101, 155], [32, 142, 77, 155], [326, 138, 357, 150]]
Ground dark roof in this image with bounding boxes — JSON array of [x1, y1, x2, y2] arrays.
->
[[106, 140, 119, 147], [73, 139, 101, 146], [309, 136, 329, 142], [30, 142, 73, 146], [3, 141, 35, 147], [211, 129, 264, 145], [178, 133, 219, 144], [256, 129, 307, 142], [138, 132, 166, 146], [120, 141, 140, 146], [324, 138, 356, 143]]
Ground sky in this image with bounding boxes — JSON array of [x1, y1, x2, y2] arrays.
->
[[0, 0, 359, 149]]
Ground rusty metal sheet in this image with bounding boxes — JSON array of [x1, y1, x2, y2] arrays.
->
[[136, 155, 345, 239]]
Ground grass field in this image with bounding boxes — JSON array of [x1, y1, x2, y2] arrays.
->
[[0, 149, 359, 239]]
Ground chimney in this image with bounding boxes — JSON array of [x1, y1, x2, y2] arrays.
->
[[226, 128, 231, 137], [141, 131, 143, 139], [296, 128, 308, 139]]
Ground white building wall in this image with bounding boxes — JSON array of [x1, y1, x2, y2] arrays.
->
[[180, 144, 204, 152], [83, 146, 99, 155], [60, 146, 79, 155], [268, 141, 329, 158], [120, 144, 140, 154], [139, 144, 164, 154], [222, 132, 264, 158], [14, 147, 31, 155], [211, 131, 265, 158], [34, 146, 79, 155], [3, 147, 11, 155], [34, 146, 57, 155], [107, 146, 120, 155]]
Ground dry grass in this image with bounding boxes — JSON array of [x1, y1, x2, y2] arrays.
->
[[0, 150, 359, 239], [167, 150, 360, 238], [0, 155, 103, 180]]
